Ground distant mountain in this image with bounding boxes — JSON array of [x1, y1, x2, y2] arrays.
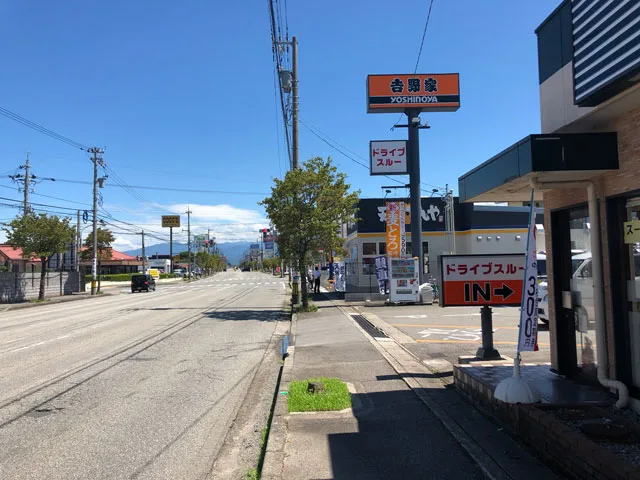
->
[[123, 241, 252, 265]]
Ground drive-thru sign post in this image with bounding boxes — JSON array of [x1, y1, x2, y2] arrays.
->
[[440, 253, 525, 359]]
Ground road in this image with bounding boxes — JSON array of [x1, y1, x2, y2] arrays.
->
[[356, 304, 552, 365], [0, 272, 286, 480]]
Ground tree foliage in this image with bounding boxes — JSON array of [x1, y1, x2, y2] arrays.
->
[[260, 156, 358, 307], [195, 251, 226, 274], [80, 228, 115, 263], [3, 213, 76, 300], [80, 228, 115, 293]]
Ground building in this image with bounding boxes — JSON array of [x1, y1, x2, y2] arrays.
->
[[78, 248, 142, 274], [343, 197, 543, 295], [0, 245, 40, 272], [458, 1, 640, 408]]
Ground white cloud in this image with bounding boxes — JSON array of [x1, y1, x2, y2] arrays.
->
[[112, 236, 139, 252], [167, 204, 266, 224]]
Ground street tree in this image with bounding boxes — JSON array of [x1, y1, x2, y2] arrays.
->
[[260, 156, 358, 308], [80, 228, 115, 293], [4, 213, 76, 300]]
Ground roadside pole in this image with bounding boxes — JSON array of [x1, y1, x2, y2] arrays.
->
[[186, 208, 192, 280], [407, 108, 424, 285], [88, 147, 104, 295], [169, 227, 173, 273]]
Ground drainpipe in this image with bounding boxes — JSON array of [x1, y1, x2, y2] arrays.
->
[[530, 178, 629, 408]]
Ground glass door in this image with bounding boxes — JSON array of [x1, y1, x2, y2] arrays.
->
[[568, 212, 597, 378], [625, 199, 640, 391]]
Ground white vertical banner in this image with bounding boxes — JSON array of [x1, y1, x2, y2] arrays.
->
[[517, 190, 539, 352]]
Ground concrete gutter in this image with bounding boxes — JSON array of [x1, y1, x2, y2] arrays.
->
[[261, 311, 296, 480]]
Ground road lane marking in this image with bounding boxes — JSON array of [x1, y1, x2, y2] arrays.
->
[[392, 324, 519, 329], [416, 339, 551, 346]]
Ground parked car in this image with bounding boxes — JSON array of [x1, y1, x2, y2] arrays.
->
[[131, 273, 156, 293], [537, 254, 549, 324]]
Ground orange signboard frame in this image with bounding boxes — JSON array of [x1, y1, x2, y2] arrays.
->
[[367, 73, 460, 113], [439, 254, 524, 307]]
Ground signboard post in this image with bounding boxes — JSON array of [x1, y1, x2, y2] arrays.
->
[[440, 253, 525, 360], [161, 215, 181, 274], [366, 72, 459, 286]]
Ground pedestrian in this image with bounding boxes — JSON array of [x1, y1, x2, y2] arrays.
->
[[313, 266, 321, 294]]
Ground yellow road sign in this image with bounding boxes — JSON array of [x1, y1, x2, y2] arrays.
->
[[162, 215, 181, 228]]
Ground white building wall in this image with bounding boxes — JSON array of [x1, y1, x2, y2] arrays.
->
[[540, 62, 593, 134]]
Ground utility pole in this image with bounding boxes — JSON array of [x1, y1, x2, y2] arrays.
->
[[407, 109, 425, 285], [22, 153, 30, 214], [141, 230, 146, 273], [186, 208, 192, 280], [76, 210, 81, 271], [89, 147, 105, 295], [291, 36, 299, 170]]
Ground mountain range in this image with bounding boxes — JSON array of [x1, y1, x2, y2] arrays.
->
[[123, 241, 252, 265]]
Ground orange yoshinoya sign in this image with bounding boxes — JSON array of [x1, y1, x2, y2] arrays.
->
[[367, 74, 460, 113]]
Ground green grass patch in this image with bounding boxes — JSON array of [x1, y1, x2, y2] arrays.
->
[[245, 468, 258, 480], [288, 378, 351, 413], [298, 302, 318, 312]]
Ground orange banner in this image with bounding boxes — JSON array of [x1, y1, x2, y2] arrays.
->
[[385, 202, 404, 258]]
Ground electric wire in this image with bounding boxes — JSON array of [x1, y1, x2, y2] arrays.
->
[[0, 105, 89, 151]]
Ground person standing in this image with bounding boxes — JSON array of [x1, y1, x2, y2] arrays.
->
[[313, 266, 321, 294]]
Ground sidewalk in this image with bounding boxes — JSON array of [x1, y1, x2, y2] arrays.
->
[[263, 293, 562, 480]]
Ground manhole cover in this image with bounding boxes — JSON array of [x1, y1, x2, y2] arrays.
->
[[580, 422, 638, 443]]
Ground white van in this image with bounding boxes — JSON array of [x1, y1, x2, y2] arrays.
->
[[538, 251, 591, 324], [537, 254, 549, 323]]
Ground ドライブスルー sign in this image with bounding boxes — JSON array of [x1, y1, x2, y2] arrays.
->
[[367, 74, 460, 114], [370, 140, 408, 175], [440, 254, 524, 307]]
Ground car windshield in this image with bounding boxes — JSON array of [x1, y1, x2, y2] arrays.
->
[[537, 259, 546, 277]]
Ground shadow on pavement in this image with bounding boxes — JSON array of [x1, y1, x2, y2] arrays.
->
[[376, 372, 453, 381], [325, 388, 484, 479], [203, 309, 283, 322]]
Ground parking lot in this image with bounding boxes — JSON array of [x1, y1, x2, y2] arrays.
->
[[356, 303, 551, 366]]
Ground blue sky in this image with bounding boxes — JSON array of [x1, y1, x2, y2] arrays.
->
[[0, 0, 560, 251]]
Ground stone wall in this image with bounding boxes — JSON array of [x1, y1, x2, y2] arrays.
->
[[0, 272, 83, 303]]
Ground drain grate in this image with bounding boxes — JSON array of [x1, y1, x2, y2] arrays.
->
[[350, 314, 389, 339]]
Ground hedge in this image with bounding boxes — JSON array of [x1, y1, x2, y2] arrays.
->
[[85, 273, 181, 282]]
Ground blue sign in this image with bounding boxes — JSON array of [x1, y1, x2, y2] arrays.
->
[[264, 242, 274, 250]]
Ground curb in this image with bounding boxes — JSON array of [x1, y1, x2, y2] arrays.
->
[[261, 312, 296, 480], [0, 292, 114, 312]]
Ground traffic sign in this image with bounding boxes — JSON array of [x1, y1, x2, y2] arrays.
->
[[440, 254, 525, 307], [162, 215, 181, 228]]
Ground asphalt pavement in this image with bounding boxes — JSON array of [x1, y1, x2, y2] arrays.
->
[[0, 272, 287, 479], [355, 303, 551, 365]]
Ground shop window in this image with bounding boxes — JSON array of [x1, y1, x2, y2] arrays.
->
[[362, 257, 375, 275], [378, 242, 386, 255], [363, 243, 377, 255], [405, 242, 429, 255]]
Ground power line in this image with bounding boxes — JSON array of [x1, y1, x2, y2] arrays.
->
[[391, 0, 436, 128], [0, 105, 89, 151], [0, 175, 268, 195], [299, 118, 445, 192], [414, 0, 435, 73]]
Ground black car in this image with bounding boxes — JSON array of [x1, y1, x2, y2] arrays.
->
[[131, 274, 156, 293]]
